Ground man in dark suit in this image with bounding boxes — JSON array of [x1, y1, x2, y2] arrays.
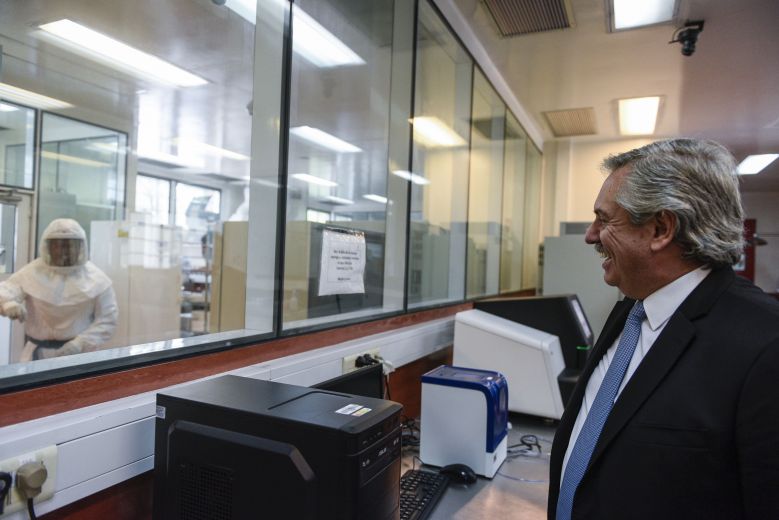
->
[[548, 139, 779, 520]]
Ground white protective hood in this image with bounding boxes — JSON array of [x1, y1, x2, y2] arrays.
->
[[10, 218, 112, 305]]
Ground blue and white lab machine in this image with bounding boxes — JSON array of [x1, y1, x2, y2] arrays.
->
[[420, 365, 508, 478]]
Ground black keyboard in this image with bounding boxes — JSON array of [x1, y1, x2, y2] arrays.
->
[[399, 469, 450, 520]]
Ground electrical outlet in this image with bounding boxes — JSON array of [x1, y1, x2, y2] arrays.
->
[[0, 445, 57, 517], [342, 348, 381, 373]]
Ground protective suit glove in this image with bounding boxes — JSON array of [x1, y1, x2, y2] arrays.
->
[[57, 341, 83, 357], [1, 301, 26, 322], [20, 341, 37, 363]]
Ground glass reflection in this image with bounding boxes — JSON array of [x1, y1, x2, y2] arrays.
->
[[500, 112, 528, 293], [0, 0, 258, 366], [466, 69, 505, 299], [0, 101, 35, 189], [282, 0, 397, 329], [407, 1, 473, 308], [523, 143, 543, 290], [39, 113, 127, 247]]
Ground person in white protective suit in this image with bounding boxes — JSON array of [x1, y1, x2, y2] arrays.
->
[[0, 218, 118, 362]]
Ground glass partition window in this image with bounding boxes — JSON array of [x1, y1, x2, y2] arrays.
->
[[39, 113, 127, 248], [0, 0, 545, 383], [0, 100, 35, 189], [407, 1, 473, 308], [282, 0, 404, 329], [522, 142, 543, 290], [466, 69, 505, 299], [500, 111, 528, 293], [0, 0, 266, 365], [135, 175, 171, 225], [175, 183, 220, 336]]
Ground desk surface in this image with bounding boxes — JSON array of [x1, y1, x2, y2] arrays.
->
[[401, 413, 555, 520]]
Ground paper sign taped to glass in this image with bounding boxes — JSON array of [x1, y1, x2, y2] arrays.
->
[[318, 228, 366, 296]]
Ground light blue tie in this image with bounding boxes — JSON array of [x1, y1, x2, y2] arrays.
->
[[556, 300, 646, 520]]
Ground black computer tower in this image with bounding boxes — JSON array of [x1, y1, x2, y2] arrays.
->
[[153, 375, 403, 519]]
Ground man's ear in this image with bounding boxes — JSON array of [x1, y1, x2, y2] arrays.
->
[[650, 210, 676, 252]]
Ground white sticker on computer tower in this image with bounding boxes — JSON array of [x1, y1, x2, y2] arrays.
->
[[156, 405, 166, 419], [351, 407, 371, 416], [336, 404, 363, 415]]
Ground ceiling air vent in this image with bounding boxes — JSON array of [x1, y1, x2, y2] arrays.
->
[[484, 0, 575, 37], [543, 107, 597, 137]]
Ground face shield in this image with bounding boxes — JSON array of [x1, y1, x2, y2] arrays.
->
[[45, 238, 84, 267], [39, 218, 89, 267]]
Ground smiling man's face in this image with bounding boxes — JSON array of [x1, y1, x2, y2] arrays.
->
[[585, 166, 657, 299]]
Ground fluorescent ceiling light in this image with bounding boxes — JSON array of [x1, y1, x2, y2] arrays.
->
[[391, 170, 430, 185], [175, 137, 250, 161], [363, 194, 388, 204], [137, 150, 204, 169], [0, 102, 19, 112], [411, 117, 467, 148], [611, 0, 676, 30], [39, 19, 207, 87], [737, 154, 779, 175], [223, 0, 258, 24], [0, 83, 72, 109], [292, 6, 365, 68], [290, 126, 361, 153], [291, 173, 338, 187], [618, 96, 660, 135], [88, 142, 126, 154], [41, 150, 111, 168], [325, 195, 354, 205], [222, 1, 363, 68]]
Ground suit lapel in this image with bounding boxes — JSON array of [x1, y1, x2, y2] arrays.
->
[[586, 267, 735, 469]]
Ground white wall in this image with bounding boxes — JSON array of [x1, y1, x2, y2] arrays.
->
[[546, 138, 654, 234], [741, 192, 779, 293]]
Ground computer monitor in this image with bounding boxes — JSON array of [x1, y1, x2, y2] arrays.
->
[[475, 294, 593, 371], [312, 362, 384, 399], [453, 309, 567, 419]]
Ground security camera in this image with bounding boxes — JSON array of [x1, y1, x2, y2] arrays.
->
[[670, 20, 704, 57]]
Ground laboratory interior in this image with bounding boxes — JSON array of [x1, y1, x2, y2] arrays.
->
[[0, 0, 777, 518]]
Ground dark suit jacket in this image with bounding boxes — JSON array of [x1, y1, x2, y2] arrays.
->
[[548, 267, 779, 519]]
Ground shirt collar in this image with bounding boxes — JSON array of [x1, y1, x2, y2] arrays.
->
[[642, 266, 711, 331]]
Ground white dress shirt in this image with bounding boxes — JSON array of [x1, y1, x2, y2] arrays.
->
[[560, 267, 711, 482]]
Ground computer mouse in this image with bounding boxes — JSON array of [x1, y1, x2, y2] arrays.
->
[[439, 463, 477, 485]]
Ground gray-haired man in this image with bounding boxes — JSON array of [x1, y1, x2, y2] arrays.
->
[[549, 139, 779, 520]]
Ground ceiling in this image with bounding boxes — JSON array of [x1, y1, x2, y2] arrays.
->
[[452, 0, 779, 192], [2, 0, 777, 193]]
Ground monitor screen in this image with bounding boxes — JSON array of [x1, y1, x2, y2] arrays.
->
[[312, 362, 384, 399]]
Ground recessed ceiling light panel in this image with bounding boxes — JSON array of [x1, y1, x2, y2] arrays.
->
[[618, 96, 660, 135], [290, 126, 361, 153], [610, 0, 677, 31], [391, 170, 431, 185], [0, 83, 72, 109], [411, 117, 467, 148], [39, 19, 207, 87], [291, 173, 338, 187], [737, 154, 779, 175], [363, 194, 388, 204]]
